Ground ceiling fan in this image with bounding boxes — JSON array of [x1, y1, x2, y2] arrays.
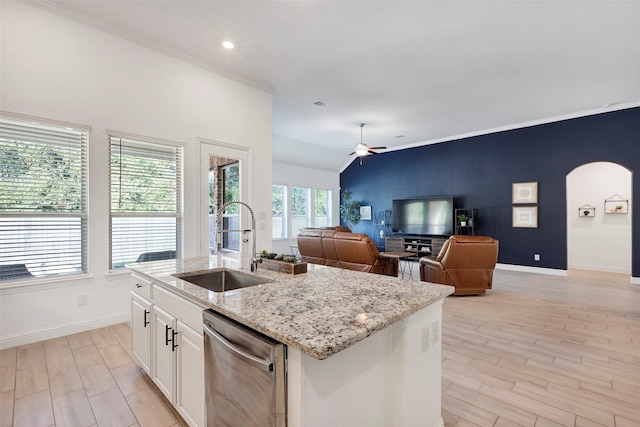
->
[[349, 123, 387, 164]]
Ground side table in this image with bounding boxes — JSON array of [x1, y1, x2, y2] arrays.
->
[[380, 251, 416, 280]]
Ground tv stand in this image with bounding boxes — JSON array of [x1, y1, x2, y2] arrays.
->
[[384, 235, 448, 259]]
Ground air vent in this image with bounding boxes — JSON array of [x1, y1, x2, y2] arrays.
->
[[313, 101, 327, 107]]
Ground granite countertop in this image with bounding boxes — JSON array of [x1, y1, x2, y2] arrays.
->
[[127, 254, 454, 360]]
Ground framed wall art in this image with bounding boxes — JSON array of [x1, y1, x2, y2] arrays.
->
[[512, 182, 538, 204], [604, 194, 628, 214], [513, 206, 538, 228], [578, 204, 596, 217], [360, 205, 372, 220]]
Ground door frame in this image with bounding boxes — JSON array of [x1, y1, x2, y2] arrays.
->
[[198, 138, 253, 257]]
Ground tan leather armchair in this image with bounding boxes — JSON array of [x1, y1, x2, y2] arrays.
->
[[419, 235, 499, 295]]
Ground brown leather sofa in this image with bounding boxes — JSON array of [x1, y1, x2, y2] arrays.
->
[[297, 228, 398, 276], [419, 235, 499, 295]]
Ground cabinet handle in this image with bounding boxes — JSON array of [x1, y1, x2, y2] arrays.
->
[[165, 325, 172, 346], [143, 309, 149, 327], [171, 330, 179, 352], [135, 283, 142, 288]]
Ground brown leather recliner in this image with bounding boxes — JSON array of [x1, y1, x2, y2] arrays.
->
[[297, 228, 398, 276], [419, 235, 499, 295]]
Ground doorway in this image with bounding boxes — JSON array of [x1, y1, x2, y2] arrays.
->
[[566, 162, 632, 274], [199, 140, 251, 257]]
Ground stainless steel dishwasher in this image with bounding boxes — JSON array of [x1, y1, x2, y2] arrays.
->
[[203, 309, 286, 427]]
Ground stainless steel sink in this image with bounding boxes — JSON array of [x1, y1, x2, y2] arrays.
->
[[173, 269, 270, 292]]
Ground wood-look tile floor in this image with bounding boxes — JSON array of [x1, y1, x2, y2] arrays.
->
[[0, 323, 186, 427], [440, 269, 640, 427], [1, 268, 638, 427]]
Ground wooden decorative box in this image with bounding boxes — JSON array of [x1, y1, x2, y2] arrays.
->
[[260, 259, 307, 275]]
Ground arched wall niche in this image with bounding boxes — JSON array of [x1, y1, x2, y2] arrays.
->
[[566, 162, 632, 274]]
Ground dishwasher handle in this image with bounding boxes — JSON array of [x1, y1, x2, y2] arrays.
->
[[203, 323, 273, 372]]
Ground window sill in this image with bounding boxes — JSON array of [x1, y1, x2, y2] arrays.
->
[[105, 268, 132, 281], [0, 273, 94, 295]]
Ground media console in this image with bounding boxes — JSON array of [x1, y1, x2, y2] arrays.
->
[[384, 236, 448, 259]]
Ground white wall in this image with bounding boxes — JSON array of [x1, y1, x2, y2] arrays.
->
[[567, 162, 632, 274], [272, 161, 340, 255], [0, 2, 272, 348]]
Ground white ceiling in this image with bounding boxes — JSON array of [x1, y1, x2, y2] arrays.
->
[[39, 1, 640, 171]]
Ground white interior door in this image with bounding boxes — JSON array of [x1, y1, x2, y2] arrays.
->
[[199, 140, 251, 257]]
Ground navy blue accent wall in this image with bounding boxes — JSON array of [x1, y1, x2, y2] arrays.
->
[[340, 107, 640, 276]]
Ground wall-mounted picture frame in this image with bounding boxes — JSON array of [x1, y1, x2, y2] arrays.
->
[[512, 181, 538, 204], [578, 204, 596, 217], [513, 206, 538, 228], [604, 194, 629, 214], [360, 205, 372, 220]]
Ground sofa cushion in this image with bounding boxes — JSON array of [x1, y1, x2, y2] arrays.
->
[[297, 229, 397, 276], [297, 229, 326, 265], [321, 230, 339, 267]]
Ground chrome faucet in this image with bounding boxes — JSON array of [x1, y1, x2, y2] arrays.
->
[[214, 201, 261, 272]]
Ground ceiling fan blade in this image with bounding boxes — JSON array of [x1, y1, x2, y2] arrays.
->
[[368, 150, 379, 155], [368, 146, 387, 150], [348, 151, 356, 156]]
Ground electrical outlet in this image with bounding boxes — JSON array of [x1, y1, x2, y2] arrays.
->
[[421, 327, 430, 352], [534, 253, 541, 261], [77, 294, 88, 306], [431, 320, 440, 345]]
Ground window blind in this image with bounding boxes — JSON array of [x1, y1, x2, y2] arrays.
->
[[0, 117, 88, 281], [109, 135, 182, 269]]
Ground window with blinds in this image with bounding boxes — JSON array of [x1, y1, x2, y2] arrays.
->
[[109, 135, 182, 269], [0, 116, 88, 281]]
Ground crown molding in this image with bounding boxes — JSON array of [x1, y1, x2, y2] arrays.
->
[[339, 101, 640, 173]]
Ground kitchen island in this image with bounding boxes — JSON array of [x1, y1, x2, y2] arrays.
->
[[128, 254, 454, 427]]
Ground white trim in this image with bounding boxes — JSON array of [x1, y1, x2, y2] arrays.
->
[[495, 263, 567, 276], [198, 138, 253, 257], [0, 110, 92, 132], [631, 276, 640, 285], [0, 312, 130, 350], [106, 128, 186, 147], [339, 102, 640, 173], [0, 274, 94, 295]]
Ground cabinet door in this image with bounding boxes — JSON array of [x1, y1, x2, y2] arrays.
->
[[131, 292, 152, 374], [176, 321, 205, 427], [153, 305, 177, 402]]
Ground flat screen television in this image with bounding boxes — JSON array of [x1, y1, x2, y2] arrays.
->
[[392, 196, 454, 236]]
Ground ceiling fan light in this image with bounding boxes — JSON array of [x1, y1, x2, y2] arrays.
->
[[355, 143, 369, 156]]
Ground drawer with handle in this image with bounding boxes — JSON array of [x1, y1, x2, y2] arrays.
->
[[131, 273, 152, 299]]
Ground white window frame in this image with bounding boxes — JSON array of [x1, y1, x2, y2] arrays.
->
[[272, 184, 288, 239], [313, 188, 332, 228], [270, 185, 333, 238], [108, 131, 183, 270], [0, 114, 89, 282]]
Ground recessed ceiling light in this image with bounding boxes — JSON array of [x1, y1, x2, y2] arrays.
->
[[222, 41, 235, 49], [313, 101, 327, 107]]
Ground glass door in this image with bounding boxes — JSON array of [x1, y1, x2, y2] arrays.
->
[[199, 141, 251, 256]]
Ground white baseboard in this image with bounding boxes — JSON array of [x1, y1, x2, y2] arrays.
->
[[496, 263, 567, 276], [631, 276, 640, 285], [0, 312, 130, 350]]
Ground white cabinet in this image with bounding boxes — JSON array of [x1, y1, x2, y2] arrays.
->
[[153, 304, 177, 402], [176, 320, 205, 427], [131, 292, 152, 374], [130, 274, 206, 427]]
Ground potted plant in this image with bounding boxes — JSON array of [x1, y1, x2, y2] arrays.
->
[[457, 213, 469, 227], [340, 189, 361, 228]]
